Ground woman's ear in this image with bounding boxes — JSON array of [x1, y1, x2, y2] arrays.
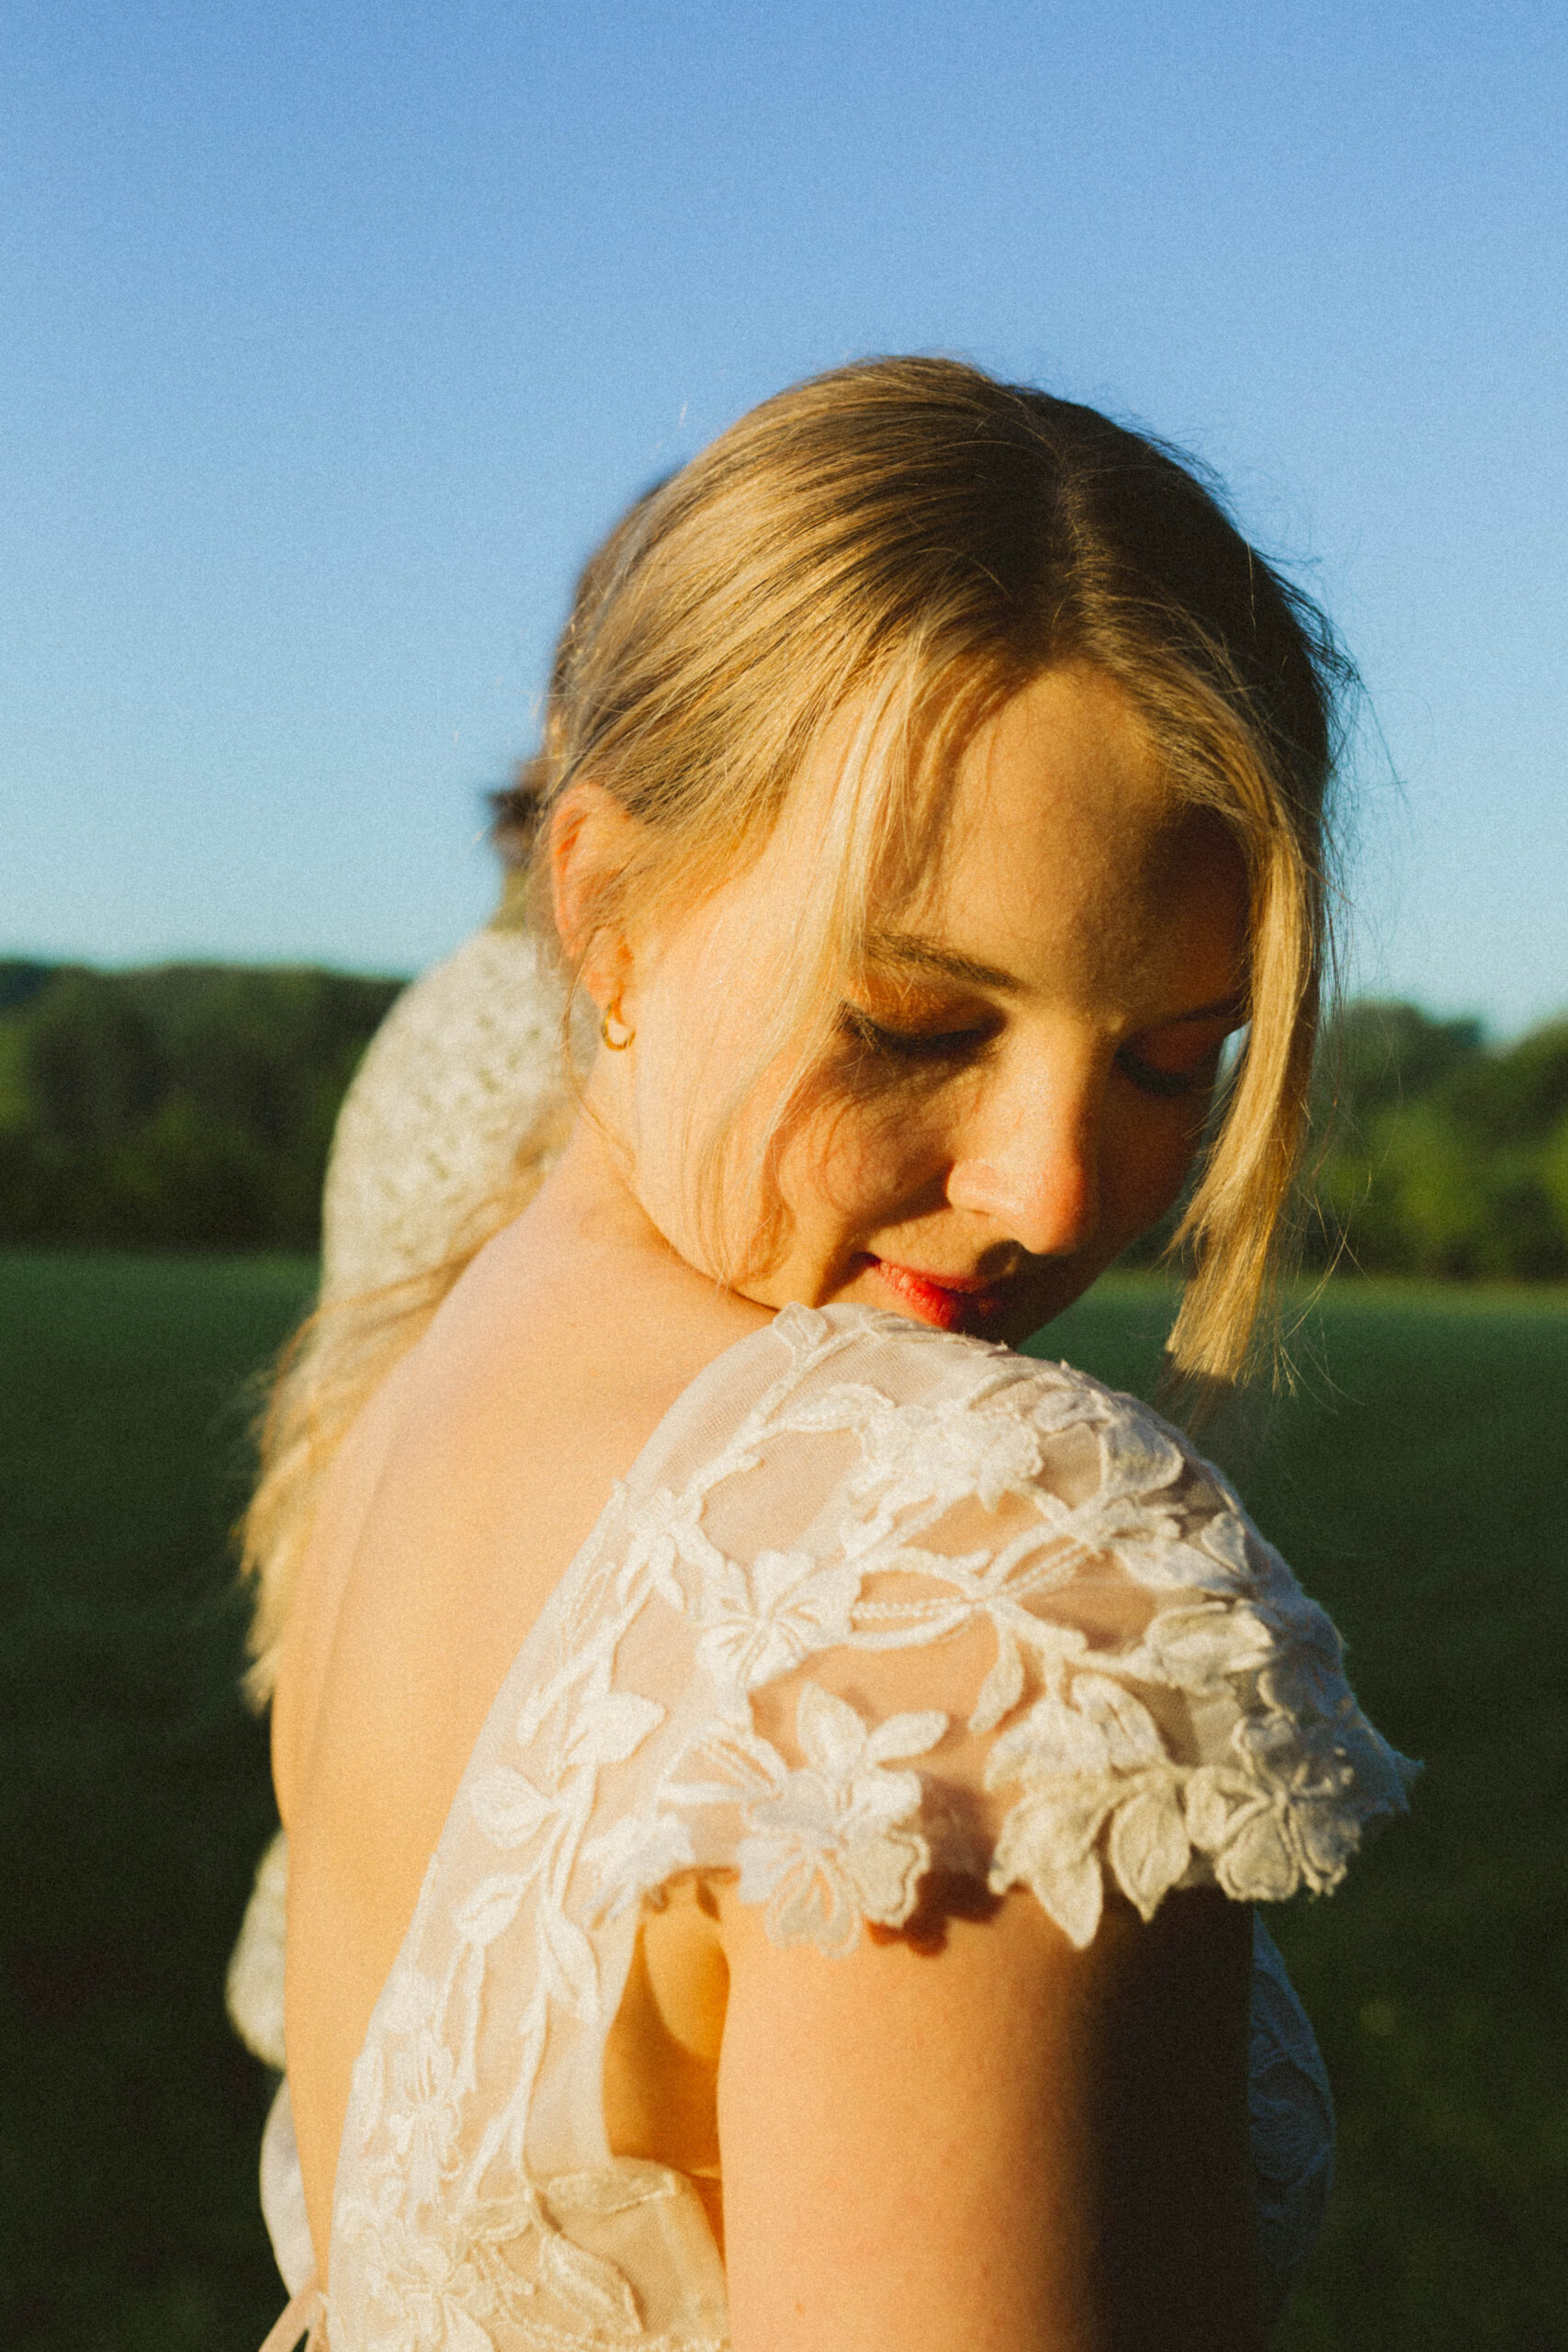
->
[[548, 781, 640, 1006]]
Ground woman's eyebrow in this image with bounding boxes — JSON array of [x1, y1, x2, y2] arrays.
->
[[862, 931, 1022, 992], [863, 937, 1247, 1029]]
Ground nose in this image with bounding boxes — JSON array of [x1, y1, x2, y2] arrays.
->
[[944, 1057, 1101, 1259]]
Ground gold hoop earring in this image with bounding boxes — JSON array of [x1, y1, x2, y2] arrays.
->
[[600, 999, 635, 1052]]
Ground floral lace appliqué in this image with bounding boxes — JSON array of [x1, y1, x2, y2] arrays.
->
[[325, 1304, 1415, 2349]]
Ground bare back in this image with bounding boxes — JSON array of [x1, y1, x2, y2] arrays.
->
[[272, 1148, 771, 2267]]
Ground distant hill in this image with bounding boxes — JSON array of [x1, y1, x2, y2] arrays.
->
[[0, 959, 57, 1014], [1309, 1000, 1568, 1278], [0, 962, 1564, 1273]]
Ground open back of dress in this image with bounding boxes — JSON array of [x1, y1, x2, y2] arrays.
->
[[264, 1303, 1411, 2348]]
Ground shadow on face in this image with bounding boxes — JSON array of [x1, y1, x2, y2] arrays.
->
[[604, 664, 1248, 1344]]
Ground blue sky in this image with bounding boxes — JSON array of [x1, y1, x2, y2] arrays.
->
[[3, 0, 1564, 1031]]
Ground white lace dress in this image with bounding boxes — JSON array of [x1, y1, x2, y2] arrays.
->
[[249, 1300, 1413, 2346]]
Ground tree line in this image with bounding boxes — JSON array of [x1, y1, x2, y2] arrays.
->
[[1307, 999, 1568, 1279], [1, 959, 1565, 1274], [0, 960, 402, 1250]]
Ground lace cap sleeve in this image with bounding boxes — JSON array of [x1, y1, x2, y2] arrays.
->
[[597, 1304, 1417, 1957], [326, 1305, 1382, 2329]]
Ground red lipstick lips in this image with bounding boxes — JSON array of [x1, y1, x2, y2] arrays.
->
[[868, 1257, 1010, 1334]]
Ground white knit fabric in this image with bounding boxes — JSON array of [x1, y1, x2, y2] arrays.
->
[[228, 1823, 288, 2073], [320, 927, 572, 1300]]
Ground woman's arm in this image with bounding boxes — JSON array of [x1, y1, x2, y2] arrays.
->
[[716, 1880, 1265, 2352]]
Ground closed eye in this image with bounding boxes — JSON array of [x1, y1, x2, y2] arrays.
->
[[1114, 1043, 1223, 1099], [839, 1006, 993, 1064]]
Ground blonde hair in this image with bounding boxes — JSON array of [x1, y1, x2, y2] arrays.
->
[[243, 356, 1349, 1696]]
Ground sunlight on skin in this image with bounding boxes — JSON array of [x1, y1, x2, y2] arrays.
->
[[277, 662, 1261, 2344], [579, 661, 1247, 1348], [573, 665, 1261, 2346]]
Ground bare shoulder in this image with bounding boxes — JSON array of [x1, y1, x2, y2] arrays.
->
[[420, 1192, 775, 1447], [285, 1200, 775, 1792]]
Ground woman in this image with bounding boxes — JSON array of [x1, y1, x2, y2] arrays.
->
[[246, 357, 1414, 2350]]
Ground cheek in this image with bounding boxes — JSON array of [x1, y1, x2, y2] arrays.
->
[[770, 1082, 944, 1235], [1104, 1098, 1213, 1230]]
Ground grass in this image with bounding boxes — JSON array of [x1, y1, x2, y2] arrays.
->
[[1039, 1277, 1568, 2349], [0, 1251, 312, 2350], [2, 1251, 1564, 2348]]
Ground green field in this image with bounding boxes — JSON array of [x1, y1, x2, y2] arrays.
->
[[2, 1251, 1564, 2349]]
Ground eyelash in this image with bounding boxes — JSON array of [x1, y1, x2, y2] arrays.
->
[[840, 1010, 988, 1064], [1113, 1048, 1211, 1100], [842, 1007, 1216, 1099]]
